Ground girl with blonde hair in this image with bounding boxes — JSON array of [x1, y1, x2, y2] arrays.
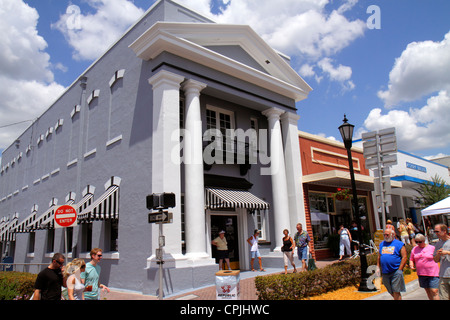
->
[[63, 258, 86, 300]]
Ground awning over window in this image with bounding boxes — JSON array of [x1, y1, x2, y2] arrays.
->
[[27, 200, 58, 231], [0, 213, 18, 241], [78, 185, 119, 222], [205, 187, 269, 210]]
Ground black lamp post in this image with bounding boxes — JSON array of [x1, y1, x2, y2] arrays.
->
[[339, 115, 375, 292]]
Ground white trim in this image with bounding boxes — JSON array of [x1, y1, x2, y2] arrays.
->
[[106, 135, 122, 147], [84, 148, 97, 159], [129, 22, 311, 101]]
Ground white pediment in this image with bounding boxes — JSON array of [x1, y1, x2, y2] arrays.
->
[[129, 22, 312, 101]]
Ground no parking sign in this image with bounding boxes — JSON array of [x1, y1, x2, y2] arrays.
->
[[54, 205, 77, 228]]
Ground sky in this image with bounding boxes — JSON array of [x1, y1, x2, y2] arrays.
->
[[1, 0, 450, 161]]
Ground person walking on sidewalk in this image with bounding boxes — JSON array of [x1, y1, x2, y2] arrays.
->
[[338, 224, 352, 261], [81, 248, 110, 300], [247, 230, 265, 272], [377, 228, 407, 300], [433, 224, 450, 300], [281, 229, 297, 274], [294, 223, 311, 272], [410, 233, 440, 300], [33, 253, 65, 300]]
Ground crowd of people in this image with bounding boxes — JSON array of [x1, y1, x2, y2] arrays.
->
[[32, 247, 109, 300], [377, 223, 450, 300], [33, 221, 449, 301]]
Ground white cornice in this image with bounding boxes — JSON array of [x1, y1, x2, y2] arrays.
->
[[129, 22, 312, 102]]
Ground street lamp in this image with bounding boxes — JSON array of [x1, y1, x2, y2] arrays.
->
[[339, 115, 375, 292]]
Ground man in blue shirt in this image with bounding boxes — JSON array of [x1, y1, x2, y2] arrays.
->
[[377, 228, 407, 300], [81, 248, 110, 300]]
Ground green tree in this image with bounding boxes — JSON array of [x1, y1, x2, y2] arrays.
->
[[414, 174, 450, 208]]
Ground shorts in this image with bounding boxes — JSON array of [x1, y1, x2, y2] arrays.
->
[[418, 276, 439, 289], [382, 269, 406, 295], [438, 278, 450, 300], [251, 250, 261, 259], [216, 250, 229, 260], [297, 246, 308, 261]]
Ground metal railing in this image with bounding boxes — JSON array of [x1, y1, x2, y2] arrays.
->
[[0, 263, 47, 274]]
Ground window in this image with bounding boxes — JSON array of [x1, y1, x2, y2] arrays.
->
[[309, 193, 331, 249], [81, 223, 92, 253], [253, 209, 267, 241], [105, 220, 119, 252], [46, 229, 55, 253], [206, 105, 235, 151], [28, 232, 35, 254]]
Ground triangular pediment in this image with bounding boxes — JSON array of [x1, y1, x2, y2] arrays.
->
[[130, 22, 312, 101]]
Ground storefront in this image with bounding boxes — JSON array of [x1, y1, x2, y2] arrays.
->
[[299, 131, 376, 259]]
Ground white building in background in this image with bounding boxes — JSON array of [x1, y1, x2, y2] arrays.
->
[[376, 150, 450, 229]]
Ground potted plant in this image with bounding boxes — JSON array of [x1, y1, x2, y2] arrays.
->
[[334, 188, 350, 201]]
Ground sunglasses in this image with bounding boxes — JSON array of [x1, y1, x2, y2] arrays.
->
[[415, 241, 423, 243]]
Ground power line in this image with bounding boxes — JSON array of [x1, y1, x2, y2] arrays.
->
[[0, 119, 34, 129]]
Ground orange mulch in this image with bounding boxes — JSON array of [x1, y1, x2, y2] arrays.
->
[[306, 271, 418, 300]]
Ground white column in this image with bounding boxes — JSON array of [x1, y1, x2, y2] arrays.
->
[[262, 107, 291, 250], [148, 70, 184, 258], [182, 79, 212, 263], [280, 112, 307, 232]]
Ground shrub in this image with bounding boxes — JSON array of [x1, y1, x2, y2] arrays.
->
[[255, 246, 414, 300], [255, 254, 380, 300], [255, 260, 362, 300], [0, 272, 37, 300]]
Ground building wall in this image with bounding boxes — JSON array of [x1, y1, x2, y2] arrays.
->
[[0, 0, 309, 295], [299, 132, 369, 177]]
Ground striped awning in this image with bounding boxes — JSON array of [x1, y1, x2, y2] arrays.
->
[[28, 204, 57, 231], [205, 187, 270, 210], [78, 185, 119, 222], [0, 213, 18, 241], [14, 211, 37, 233]]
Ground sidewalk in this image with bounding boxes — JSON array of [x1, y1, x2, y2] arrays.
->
[[100, 259, 429, 300], [101, 259, 337, 300]]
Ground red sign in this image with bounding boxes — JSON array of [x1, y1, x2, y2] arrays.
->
[[54, 205, 77, 228]]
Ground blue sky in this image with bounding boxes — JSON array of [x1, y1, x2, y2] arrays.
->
[[1, 0, 450, 160]]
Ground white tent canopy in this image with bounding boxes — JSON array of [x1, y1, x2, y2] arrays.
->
[[421, 196, 450, 216]]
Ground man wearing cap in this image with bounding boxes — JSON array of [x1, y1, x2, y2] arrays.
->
[[212, 230, 231, 270]]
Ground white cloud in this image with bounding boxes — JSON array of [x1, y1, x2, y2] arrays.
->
[[52, 0, 145, 61], [218, 1, 366, 60], [0, 0, 65, 149], [184, 0, 365, 90], [317, 57, 355, 90], [378, 31, 450, 107], [0, 0, 53, 82], [363, 90, 450, 151]]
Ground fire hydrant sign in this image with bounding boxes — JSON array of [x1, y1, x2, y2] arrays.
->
[[54, 205, 77, 228]]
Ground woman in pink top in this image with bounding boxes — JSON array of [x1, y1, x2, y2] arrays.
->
[[409, 233, 440, 300]]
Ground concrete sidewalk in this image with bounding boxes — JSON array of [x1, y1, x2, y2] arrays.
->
[[100, 259, 429, 301], [100, 260, 336, 300]]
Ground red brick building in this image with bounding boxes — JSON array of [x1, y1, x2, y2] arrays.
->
[[299, 131, 376, 260]]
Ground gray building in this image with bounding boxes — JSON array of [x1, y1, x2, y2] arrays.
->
[[0, 0, 311, 296]]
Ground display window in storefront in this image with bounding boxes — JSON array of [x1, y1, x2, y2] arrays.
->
[[309, 192, 370, 250]]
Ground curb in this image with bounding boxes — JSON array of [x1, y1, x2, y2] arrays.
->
[[364, 279, 420, 300]]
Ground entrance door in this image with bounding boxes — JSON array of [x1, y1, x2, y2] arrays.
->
[[210, 215, 240, 270]]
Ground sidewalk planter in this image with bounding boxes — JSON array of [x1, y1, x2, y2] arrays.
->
[[255, 256, 378, 300]]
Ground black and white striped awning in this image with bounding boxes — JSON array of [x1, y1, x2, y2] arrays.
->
[[205, 187, 270, 210], [78, 185, 119, 222], [0, 213, 18, 241]]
